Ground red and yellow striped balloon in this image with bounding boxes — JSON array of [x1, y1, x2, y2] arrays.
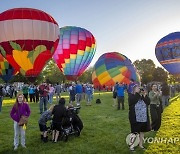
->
[[0, 8, 59, 81]]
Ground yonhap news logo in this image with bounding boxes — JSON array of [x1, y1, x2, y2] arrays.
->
[[126, 133, 180, 146], [126, 133, 140, 147]]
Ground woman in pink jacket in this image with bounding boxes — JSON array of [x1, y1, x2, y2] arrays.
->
[[10, 93, 31, 151]]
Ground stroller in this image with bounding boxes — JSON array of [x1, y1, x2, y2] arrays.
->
[[61, 106, 83, 141]]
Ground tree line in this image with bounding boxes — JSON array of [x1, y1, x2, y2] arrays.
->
[[0, 59, 178, 84]]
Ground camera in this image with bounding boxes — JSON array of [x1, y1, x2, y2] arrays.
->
[[139, 88, 144, 92]]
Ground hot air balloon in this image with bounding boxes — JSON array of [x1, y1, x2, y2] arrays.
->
[[0, 54, 17, 83], [0, 8, 59, 82], [53, 26, 96, 80], [155, 32, 180, 77], [92, 52, 140, 88]]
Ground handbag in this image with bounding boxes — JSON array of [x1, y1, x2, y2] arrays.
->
[[18, 115, 28, 126]]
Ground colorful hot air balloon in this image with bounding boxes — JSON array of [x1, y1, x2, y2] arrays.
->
[[53, 26, 96, 80], [92, 52, 140, 87], [0, 8, 59, 82], [0, 54, 17, 82], [155, 32, 180, 77]]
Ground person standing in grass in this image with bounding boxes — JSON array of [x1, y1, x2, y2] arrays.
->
[[112, 82, 119, 107], [38, 105, 54, 142], [149, 84, 162, 131], [48, 84, 55, 104], [52, 98, 67, 143], [0, 84, 5, 113], [39, 82, 49, 114], [161, 82, 170, 110], [116, 82, 126, 110], [69, 82, 76, 104], [85, 83, 93, 106], [75, 81, 83, 106], [55, 82, 61, 103], [128, 85, 150, 151], [22, 84, 29, 102], [10, 93, 31, 151]]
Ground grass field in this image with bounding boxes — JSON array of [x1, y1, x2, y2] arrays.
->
[[0, 92, 179, 154]]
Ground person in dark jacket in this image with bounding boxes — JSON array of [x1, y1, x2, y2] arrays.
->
[[52, 98, 67, 143], [161, 82, 170, 110], [38, 105, 54, 142], [128, 85, 150, 151]]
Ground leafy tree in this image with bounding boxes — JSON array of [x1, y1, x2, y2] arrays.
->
[[152, 67, 168, 83], [133, 59, 156, 84], [41, 60, 66, 84], [78, 67, 93, 83]]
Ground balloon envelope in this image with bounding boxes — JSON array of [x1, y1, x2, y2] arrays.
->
[[92, 52, 140, 87], [53, 26, 96, 80], [0, 54, 17, 82], [0, 8, 59, 81], [155, 32, 180, 77]]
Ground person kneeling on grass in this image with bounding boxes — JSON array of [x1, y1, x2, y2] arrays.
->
[[52, 98, 67, 143], [38, 105, 54, 142]]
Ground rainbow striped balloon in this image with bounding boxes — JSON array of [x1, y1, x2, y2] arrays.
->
[[155, 32, 180, 77], [92, 52, 140, 87], [53, 26, 96, 80]]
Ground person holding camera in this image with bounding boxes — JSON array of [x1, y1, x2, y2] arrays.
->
[[128, 85, 150, 151], [10, 93, 31, 151], [149, 84, 162, 131]]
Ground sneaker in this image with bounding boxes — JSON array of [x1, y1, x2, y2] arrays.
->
[[14, 146, 18, 150], [129, 147, 135, 152], [22, 145, 26, 148]]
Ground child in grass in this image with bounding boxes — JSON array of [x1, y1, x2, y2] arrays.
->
[[10, 93, 31, 151], [38, 105, 54, 142]]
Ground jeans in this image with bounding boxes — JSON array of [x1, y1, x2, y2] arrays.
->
[[86, 94, 92, 103], [162, 95, 169, 109], [39, 96, 48, 114], [0, 97, 2, 112], [76, 93, 82, 105], [48, 92, 54, 104], [117, 96, 124, 110], [14, 121, 25, 147]]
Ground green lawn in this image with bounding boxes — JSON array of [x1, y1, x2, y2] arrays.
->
[[145, 95, 180, 154], [0, 92, 179, 154]]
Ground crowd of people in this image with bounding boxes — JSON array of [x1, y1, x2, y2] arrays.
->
[[0, 79, 179, 151], [111, 79, 179, 152]]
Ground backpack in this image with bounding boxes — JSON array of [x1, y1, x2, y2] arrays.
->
[[96, 98, 101, 104]]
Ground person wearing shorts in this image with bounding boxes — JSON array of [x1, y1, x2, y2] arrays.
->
[[38, 105, 54, 142]]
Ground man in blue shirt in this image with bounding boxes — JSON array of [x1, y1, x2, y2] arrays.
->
[[75, 81, 83, 106], [117, 83, 126, 110]]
